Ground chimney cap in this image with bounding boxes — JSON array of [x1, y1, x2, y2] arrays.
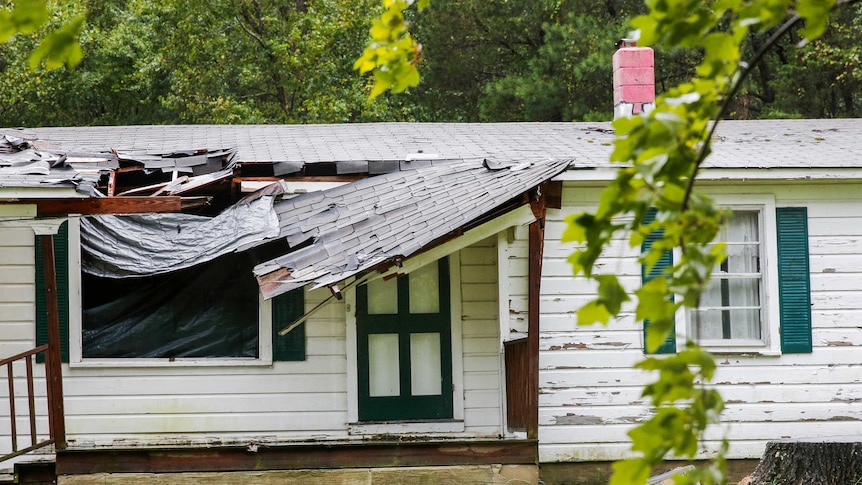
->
[[615, 38, 638, 49]]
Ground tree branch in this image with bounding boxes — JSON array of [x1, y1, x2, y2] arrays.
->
[[681, 13, 801, 211], [681, 0, 861, 211]]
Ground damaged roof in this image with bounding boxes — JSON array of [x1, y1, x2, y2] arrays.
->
[[3, 119, 862, 297], [5, 119, 862, 176], [1, 132, 238, 197], [253, 157, 572, 299]]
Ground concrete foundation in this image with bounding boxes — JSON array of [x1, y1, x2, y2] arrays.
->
[[59, 464, 538, 485]]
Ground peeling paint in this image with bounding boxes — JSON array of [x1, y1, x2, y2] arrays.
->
[[826, 341, 853, 347], [823, 268, 836, 273], [554, 414, 604, 425], [548, 343, 588, 350]]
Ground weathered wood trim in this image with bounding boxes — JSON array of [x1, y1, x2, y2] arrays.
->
[[545, 181, 563, 209], [527, 187, 546, 441], [39, 235, 66, 450], [13, 197, 185, 215], [56, 440, 537, 475]]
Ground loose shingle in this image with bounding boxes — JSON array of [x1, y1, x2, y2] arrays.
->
[[255, 157, 572, 298]]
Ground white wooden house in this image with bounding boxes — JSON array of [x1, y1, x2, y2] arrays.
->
[[2, 114, 862, 483]]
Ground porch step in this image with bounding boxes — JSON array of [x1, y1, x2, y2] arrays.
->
[[10, 461, 57, 484]]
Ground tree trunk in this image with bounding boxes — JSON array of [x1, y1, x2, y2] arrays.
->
[[749, 437, 862, 485]]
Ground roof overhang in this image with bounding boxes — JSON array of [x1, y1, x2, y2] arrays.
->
[[554, 167, 862, 183], [263, 202, 537, 302]]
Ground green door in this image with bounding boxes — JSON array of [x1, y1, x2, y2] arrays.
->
[[357, 258, 453, 421]]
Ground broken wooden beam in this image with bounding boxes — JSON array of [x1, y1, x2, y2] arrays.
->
[[13, 196, 184, 215]]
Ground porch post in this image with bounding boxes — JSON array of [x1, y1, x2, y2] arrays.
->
[[39, 235, 67, 450], [527, 186, 547, 441]]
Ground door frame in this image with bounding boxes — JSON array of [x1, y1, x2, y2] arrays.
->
[[346, 253, 464, 429]]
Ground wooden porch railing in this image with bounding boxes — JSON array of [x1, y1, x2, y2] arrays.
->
[[1, 344, 60, 463], [1, 233, 67, 465]]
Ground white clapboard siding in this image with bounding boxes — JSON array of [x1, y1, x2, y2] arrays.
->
[[65, 288, 332, 441], [0, 232, 507, 455], [527, 181, 862, 463], [0, 228, 45, 464], [460, 237, 503, 435]]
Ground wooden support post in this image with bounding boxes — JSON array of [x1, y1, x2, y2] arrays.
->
[[39, 235, 66, 450], [526, 186, 547, 441]]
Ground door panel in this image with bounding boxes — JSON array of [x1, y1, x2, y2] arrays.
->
[[357, 258, 453, 421]]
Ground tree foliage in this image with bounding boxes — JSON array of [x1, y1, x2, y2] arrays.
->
[[3, 0, 861, 126], [1, 0, 422, 126]]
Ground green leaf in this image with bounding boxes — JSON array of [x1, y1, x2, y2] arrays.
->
[[561, 213, 587, 243], [610, 458, 650, 485], [29, 15, 85, 71], [0, 12, 16, 42], [797, 0, 836, 41], [391, 62, 420, 93], [369, 70, 394, 99], [596, 274, 630, 316], [10, 0, 49, 35], [577, 300, 612, 326]]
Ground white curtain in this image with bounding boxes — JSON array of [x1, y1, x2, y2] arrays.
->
[[690, 211, 761, 341]]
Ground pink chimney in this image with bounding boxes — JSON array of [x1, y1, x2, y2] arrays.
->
[[613, 39, 655, 119]]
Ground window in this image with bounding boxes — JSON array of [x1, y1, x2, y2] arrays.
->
[[37, 219, 305, 366], [641, 200, 813, 355], [688, 211, 764, 345], [81, 252, 262, 359], [356, 258, 454, 421]]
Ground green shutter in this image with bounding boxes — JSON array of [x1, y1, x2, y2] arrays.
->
[[642, 208, 676, 354], [776, 207, 812, 353], [35, 222, 70, 363], [272, 288, 306, 361]]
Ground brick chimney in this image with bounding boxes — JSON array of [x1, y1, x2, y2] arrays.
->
[[613, 39, 655, 119]]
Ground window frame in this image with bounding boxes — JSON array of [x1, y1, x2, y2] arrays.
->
[[675, 194, 782, 355], [346, 253, 465, 434], [66, 217, 276, 368]]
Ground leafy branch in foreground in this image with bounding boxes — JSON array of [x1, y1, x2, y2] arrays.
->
[[353, 0, 429, 99], [0, 0, 85, 70], [563, 1, 842, 484]]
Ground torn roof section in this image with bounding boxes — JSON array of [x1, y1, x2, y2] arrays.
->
[[253, 157, 572, 299], [1, 132, 238, 200]]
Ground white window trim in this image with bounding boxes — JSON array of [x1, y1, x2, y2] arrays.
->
[[67, 217, 274, 368], [673, 194, 782, 356], [346, 253, 465, 433]]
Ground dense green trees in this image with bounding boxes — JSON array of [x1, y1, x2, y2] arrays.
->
[[1, 0, 859, 127], [1, 0, 419, 126]]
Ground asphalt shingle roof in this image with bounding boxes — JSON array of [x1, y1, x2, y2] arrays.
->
[[253, 157, 572, 299], [5, 119, 862, 172]]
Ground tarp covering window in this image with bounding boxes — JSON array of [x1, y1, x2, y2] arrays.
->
[[80, 195, 279, 278], [82, 251, 260, 358]]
